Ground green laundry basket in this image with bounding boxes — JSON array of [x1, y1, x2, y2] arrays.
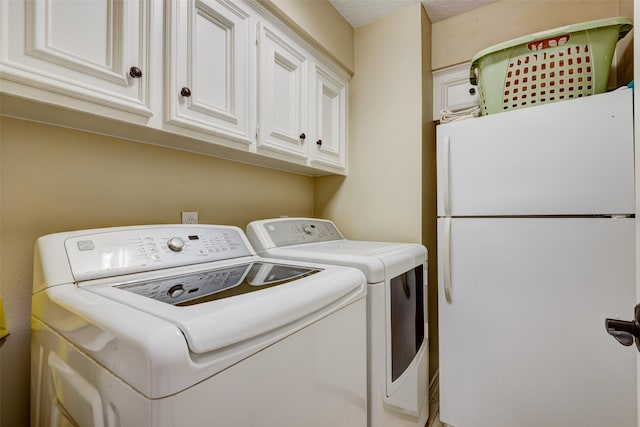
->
[[470, 16, 633, 115]]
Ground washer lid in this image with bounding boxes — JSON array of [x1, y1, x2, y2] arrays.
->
[[83, 259, 366, 354]]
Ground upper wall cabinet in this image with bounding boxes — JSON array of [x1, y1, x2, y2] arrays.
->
[[257, 22, 309, 161], [309, 61, 348, 171], [432, 62, 479, 122], [165, 0, 254, 149], [0, 0, 152, 121], [0, 0, 350, 176], [257, 21, 348, 173]]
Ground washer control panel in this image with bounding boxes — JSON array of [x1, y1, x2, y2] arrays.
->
[[65, 226, 252, 281], [249, 218, 344, 249]]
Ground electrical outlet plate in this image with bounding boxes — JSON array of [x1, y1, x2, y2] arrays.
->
[[181, 211, 198, 224]]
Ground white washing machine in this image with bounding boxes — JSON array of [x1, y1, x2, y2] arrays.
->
[[31, 224, 367, 427], [246, 218, 429, 427]]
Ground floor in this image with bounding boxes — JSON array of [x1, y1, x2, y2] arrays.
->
[[428, 414, 445, 427]]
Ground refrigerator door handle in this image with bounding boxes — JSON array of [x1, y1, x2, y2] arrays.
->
[[444, 217, 452, 303], [442, 134, 451, 217]]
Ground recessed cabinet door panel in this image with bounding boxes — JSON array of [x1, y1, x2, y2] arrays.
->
[[167, 0, 252, 147], [1, 0, 151, 116], [194, 12, 229, 112], [258, 23, 308, 160], [310, 62, 347, 171], [43, 1, 110, 69]]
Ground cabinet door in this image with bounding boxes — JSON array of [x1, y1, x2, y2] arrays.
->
[[309, 61, 348, 172], [432, 62, 479, 121], [257, 22, 308, 161], [166, 0, 253, 147], [1, 0, 151, 118]]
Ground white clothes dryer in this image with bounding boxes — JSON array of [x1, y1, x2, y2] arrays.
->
[[31, 224, 367, 427], [246, 218, 429, 427]]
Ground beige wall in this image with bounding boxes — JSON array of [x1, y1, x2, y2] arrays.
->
[[314, 2, 437, 382], [0, 2, 350, 425], [0, 117, 314, 426], [3, 0, 634, 424], [432, 0, 633, 70], [262, 0, 355, 72], [315, 3, 425, 244], [421, 7, 438, 381]]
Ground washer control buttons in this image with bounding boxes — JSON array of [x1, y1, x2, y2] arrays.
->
[[167, 237, 185, 252]]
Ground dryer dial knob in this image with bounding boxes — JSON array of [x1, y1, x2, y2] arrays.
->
[[167, 237, 185, 252], [168, 284, 185, 298], [303, 225, 314, 235]]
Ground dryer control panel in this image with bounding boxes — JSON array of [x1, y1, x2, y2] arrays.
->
[[247, 218, 344, 250], [64, 226, 252, 281]]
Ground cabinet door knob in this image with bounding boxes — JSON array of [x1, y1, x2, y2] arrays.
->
[[469, 87, 476, 95], [129, 66, 143, 78], [180, 87, 192, 97], [299, 133, 306, 140], [316, 139, 322, 146]]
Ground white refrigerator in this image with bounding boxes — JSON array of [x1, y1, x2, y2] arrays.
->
[[436, 89, 636, 427]]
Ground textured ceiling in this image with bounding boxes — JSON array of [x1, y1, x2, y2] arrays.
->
[[329, 0, 419, 28], [329, 0, 499, 27], [421, 0, 499, 22]]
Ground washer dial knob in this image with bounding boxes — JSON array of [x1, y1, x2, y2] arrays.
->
[[303, 225, 314, 235], [168, 284, 185, 298], [167, 237, 185, 252]]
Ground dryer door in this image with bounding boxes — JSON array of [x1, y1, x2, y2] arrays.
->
[[384, 263, 429, 417]]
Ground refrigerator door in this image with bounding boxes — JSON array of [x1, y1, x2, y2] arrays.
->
[[436, 89, 634, 217], [437, 217, 636, 427]]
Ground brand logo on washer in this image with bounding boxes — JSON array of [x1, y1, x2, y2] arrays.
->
[[76, 240, 95, 251]]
